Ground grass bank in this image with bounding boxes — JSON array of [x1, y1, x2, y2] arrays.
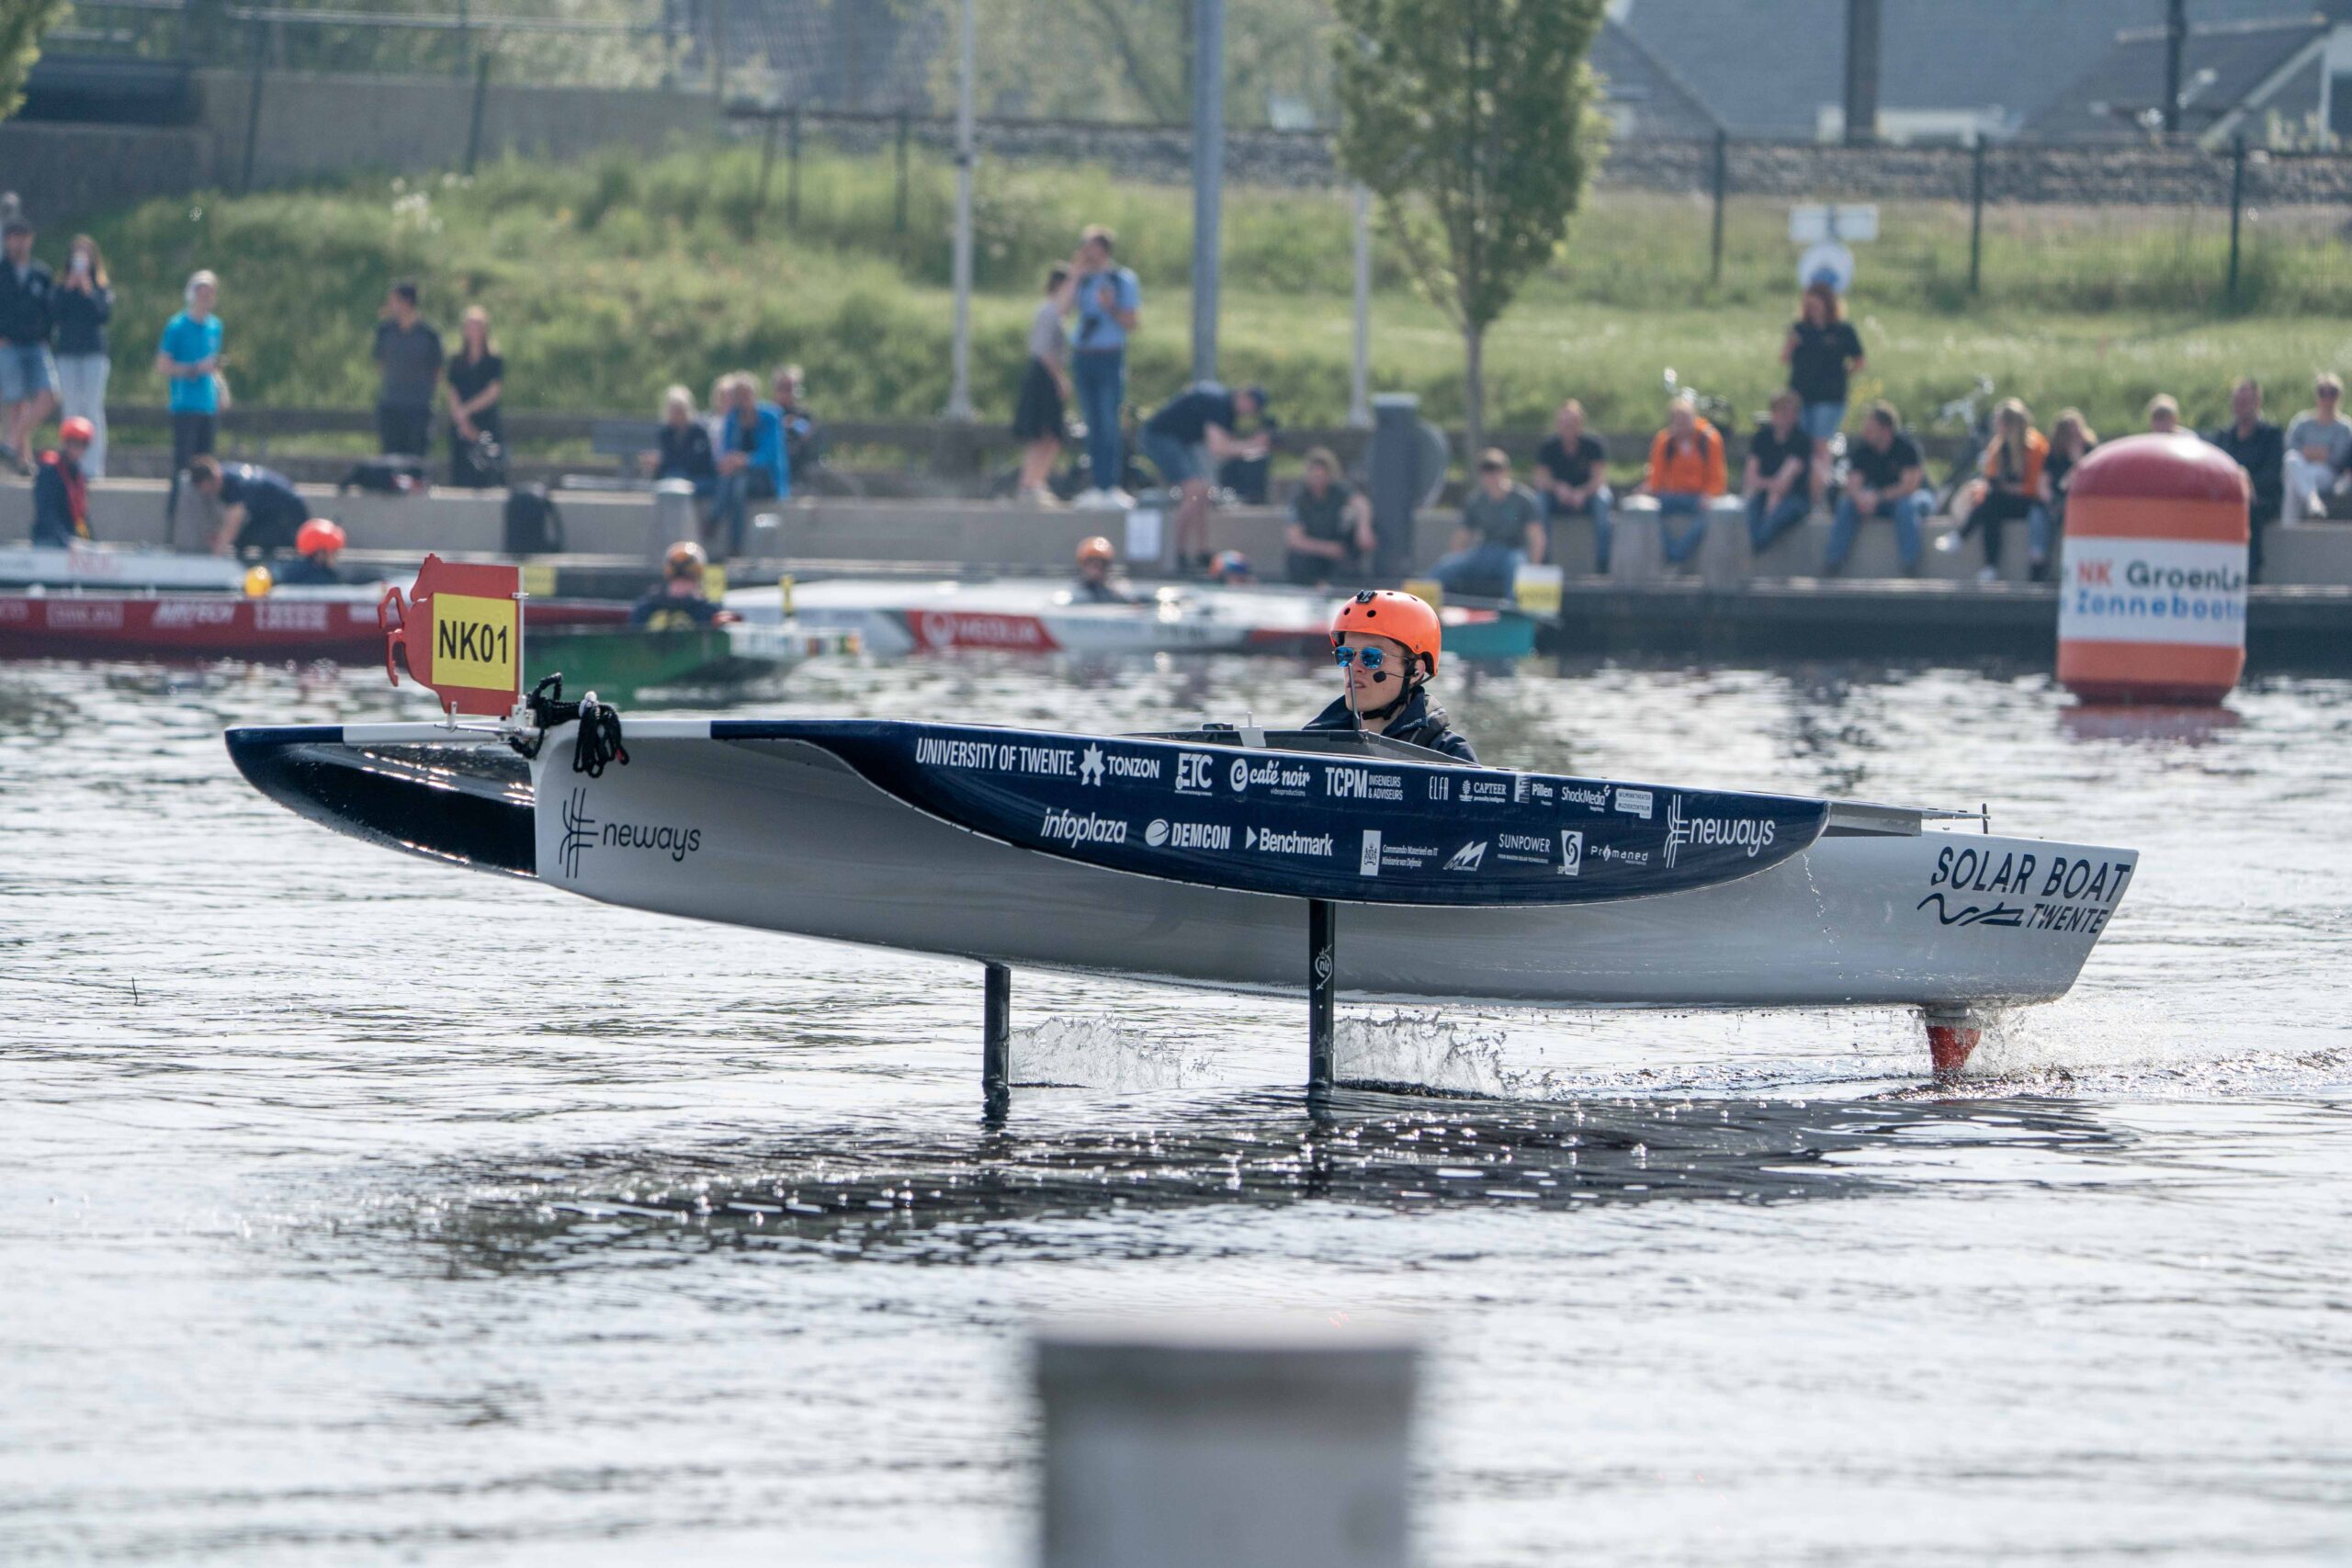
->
[[77, 140, 2352, 446]]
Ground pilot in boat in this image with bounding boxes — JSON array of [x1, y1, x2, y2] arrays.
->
[[276, 519, 347, 585], [630, 539, 736, 630], [1072, 535, 1141, 604], [29, 417, 96, 547], [1304, 589, 1476, 761]]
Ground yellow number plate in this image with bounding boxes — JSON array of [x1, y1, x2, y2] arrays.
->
[[432, 591, 519, 690]]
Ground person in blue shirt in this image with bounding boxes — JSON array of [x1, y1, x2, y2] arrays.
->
[[0, 215, 57, 475], [1141, 381, 1268, 572], [1068, 225, 1141, 506], [156, 270, 223, 535], [708, 371, 787, 558]]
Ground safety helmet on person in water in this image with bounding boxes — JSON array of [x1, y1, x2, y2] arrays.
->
[[1077, 536, 1115, 567], [1330, 588, 1441, 680], [295, 518, 346, 558], [58, 416, 95, 446], [664, 539, 707, 579]]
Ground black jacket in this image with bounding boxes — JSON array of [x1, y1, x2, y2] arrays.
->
[[1304, 687, 1476, 761], [0, 257, 54, 345], [51, 280, 110, 356], [2206, 420, 2284, 525], [30, 454, 88, 547]]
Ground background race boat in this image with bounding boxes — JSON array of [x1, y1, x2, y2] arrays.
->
[[726, 576, 1537, 660], [529, 623, 858, 703], [0, 584, 627, 661], [225, 714, 2137, 1087]]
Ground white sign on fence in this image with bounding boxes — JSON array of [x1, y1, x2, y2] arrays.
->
[[1790, 204, 1879, 243]]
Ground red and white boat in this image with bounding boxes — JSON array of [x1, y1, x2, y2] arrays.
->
[[0, 546, 625, 661]]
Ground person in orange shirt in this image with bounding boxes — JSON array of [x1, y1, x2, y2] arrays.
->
[[1958, 398, 2046, 581], [1634, 394, 1726, 564]]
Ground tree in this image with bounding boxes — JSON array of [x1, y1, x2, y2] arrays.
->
[[950, 0, 1336, 125], [1330, 0, 1606, 453], [1, 0, 69, 123]]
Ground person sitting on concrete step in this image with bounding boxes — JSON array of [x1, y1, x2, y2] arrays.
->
[[1634, 394, 1727, 567], [1743, 390, 1814, 557], [1283, 446, 1375, 588], [1431, 448, 1544, 600], [1532, 398, 1611, 573], [1824, 400, 1931, 576], [2283, 373, 2350, 523]]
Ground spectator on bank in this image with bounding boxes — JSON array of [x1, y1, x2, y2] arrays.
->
[[2282, 373, 2350, 522], [1825, 400, 1932, 576], [1069, 225, 1141, 506], [1781, 280, 1864, 446], [1532, 398, 1611, 572], [1744, 390, 1814, 555], [50, 235, 112, 480], [1141, 380, 1269, 573], [2207, 376, 2281, 582], [1284, 446, 1375, 586], [643, 384, 718, 497], [191, 455, 308, 557], [1957, 398, 2046, 581], [2146, 393, 2181, 434], [444, 306, 503, 489], [1432, 448, 1544, 599], [371, 281, 443, 458], [2030, 408, 2096, 581], [157, 269, 223, 530], [0, 215, 57, 474], [30, 416, 95, 547], [1634, 394, 1727, 566], [709, 371, 786, 557], [1012, 264, 1076, 505], [771, 365, 821, 485]]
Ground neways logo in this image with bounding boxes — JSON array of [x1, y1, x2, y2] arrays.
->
[[1663, 795, 1776, 869]]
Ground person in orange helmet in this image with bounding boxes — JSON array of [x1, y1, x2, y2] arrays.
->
[[1303, 589, 1475, 761], [1071, 534, 1139, 605], [277, 518, 347, 585], [30, 415, 95, 547], [631, 539, 736, 630]]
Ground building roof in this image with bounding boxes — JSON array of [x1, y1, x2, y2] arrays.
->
[[1613, 0, 2325, 140], [1590, 17, 1724, 137], [2024, 15, 2331, 141]]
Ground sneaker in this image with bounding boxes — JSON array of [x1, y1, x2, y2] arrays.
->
[[1976, 565, 1999, 583], [1069, 487, 1102, 507], [1104, 488, 1136, 509]]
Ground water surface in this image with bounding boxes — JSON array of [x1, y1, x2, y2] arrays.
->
[[2, 654, 2346, 1564]]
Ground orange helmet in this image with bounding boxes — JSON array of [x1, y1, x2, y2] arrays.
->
[[1077, 536, 1115, 567], [1330, 589, 1442, 679], [295, 518, 346, 558], [58, 416, 95, 445], [664, 539, 707, 579]]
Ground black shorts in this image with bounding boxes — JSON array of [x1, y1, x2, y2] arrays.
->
[[1012, 359, 1066, 443]]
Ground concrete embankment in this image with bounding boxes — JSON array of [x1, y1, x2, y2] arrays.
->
[[6, 479, 2347, 671]]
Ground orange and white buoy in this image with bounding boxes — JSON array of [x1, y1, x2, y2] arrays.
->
[[2056, 433, 2249, 705]]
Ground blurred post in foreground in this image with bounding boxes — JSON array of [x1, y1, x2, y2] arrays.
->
[[1035, 1320, 1419, 1568]]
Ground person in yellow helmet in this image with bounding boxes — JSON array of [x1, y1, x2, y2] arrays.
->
[[1305, 590, 1475, 761], [631, 540, 734, 630], [1071, 535, 1140, 605]]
